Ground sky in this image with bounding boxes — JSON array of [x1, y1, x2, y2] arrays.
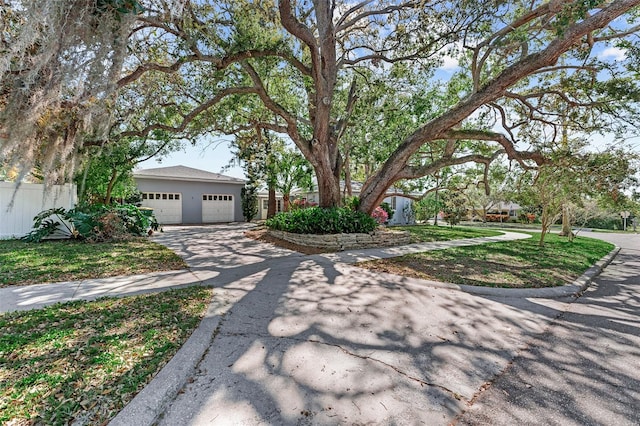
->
[[136, 136, 246, 179]]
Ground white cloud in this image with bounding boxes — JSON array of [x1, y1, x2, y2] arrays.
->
[[440, 55, 460, 71], [599, 46, 627, 61]]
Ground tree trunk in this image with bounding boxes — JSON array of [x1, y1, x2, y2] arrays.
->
[[355, 3, 635, 215], [539, 209, 550, 247], [344, 153, 353, 197], [267, 185, 276, 218], [104, 169, 119, 205], [316, 167, 341, 207], [433, 188, 439, 226], [283, 193, 290, 212], [311, 139, 342, 207], [559, 204, 574, 240]]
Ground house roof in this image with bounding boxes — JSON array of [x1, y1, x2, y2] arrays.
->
[[133, 165, 246, 184]]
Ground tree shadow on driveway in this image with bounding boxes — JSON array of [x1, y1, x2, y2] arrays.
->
[[455, 248, 640, 426], [152, 225, 572, 425]]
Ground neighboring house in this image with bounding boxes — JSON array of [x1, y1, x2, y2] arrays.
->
[[133, 165, 246, 225], [468, 201, 522, 222], [256, 190, 284, 220], [293, 181, 417, 225], [0, 182, 77, 239]]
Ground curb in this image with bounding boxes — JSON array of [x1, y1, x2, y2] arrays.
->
[[450, 245, 621, 298], [109, 304, 225, 426]]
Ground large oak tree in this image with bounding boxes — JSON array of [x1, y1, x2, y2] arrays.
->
[[2, 0, 640, 213]]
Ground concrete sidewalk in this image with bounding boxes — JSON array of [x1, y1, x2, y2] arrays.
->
[[0, 227, 533, 314]]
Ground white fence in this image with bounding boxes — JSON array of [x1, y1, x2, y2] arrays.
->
[[0, 182, 77, 239]]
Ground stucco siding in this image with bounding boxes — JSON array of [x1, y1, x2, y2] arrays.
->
[[135, 178, 244, 224]]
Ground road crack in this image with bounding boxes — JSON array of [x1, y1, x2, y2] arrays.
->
[[307, 338, 465, 401]]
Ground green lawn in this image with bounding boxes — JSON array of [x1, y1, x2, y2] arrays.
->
[[0, 286, 213, 425], [0, 239, 187, 287], [394, 224, 504, 243], [360, 232, 614, 288]]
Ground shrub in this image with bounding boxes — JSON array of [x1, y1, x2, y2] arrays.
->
[[371, 206, 389, 225], [485, 213, 510, 222], [343, 196, 360, 211], [519, 212, 536, 223], [241, 186, 258, 222], [583, 216, 622, 230], [22, 204, 159, 243], [290, 198, 318, 210], [379, 202, 394, 223], [266, 206, 378, 234]]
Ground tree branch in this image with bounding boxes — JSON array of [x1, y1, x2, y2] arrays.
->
[[240, 60, 310, 157], [116, 86, 257, 139], [441, 129, 546, 166]]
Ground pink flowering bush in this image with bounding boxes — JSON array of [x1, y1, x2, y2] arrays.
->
[[290, 198, 318, 210], [371, 206, 389, 225]]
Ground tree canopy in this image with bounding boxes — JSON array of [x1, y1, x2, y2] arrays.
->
[[2, 0, 640, 213]]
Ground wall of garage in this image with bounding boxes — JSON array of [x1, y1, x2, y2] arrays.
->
[[135, 178, 244, 224]]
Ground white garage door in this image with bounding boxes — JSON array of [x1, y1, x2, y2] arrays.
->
[[141, 192, 182, 224], [202, 194, 234, 223]]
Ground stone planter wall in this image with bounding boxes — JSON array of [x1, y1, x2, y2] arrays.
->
[[268, 229, 411, 251]]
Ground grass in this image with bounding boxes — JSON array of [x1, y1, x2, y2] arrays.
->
[[359, 232, 614, 288], [0, 286, 213, 425], [393, 224, 504, 243], [0, 238, 187, 287]]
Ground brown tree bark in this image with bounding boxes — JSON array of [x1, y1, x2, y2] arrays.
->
[[560, 204, 575, 240], [356, 0, 638, 214], [283, 193, 290, 212], [104, 169, 119, 205], [267, 186, 276, 218]]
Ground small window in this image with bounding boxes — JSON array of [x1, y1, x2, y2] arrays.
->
[[391, 196, 397, 210], [162, 193, 167, 200], [207, 195, 212, 201], [262, 200, 268, 209], [142, 193, 147, 200], [175, 194, 180, 200], [228, 195, 233, 201], [203, 195, 207, 201], [223, 195, 228, 201], [169, 194, 174, 200], [156, 194, 161, 200], [214, 195, 218, 201]]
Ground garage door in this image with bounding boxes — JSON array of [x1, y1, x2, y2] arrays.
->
[[202, 194, 234, 223], [141, 192, 182, 224]]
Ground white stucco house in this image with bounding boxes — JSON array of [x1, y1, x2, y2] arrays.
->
[[133, 165, 246, 225], [255, 191, 285, 220]]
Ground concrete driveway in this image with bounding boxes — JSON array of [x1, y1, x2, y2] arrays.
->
[[454, 231, 640, 426], [111, 224, 619, 425]]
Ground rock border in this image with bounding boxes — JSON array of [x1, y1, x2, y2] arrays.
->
[[267, 228, 411, 251]]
